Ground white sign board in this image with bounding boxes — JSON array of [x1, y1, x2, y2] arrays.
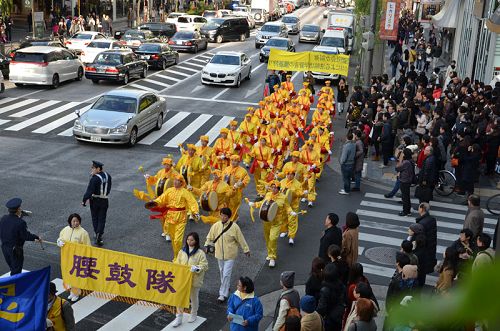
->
[[384, 2, 396, 31], [34, 11, 44, 22]]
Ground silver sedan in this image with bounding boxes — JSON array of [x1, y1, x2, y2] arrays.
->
[[73, 89, 166, 146]]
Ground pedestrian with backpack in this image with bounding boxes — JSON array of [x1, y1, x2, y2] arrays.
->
[[390, 45, 402, 78], [272, 271, 301, 331]]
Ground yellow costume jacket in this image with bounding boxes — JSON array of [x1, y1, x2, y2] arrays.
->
[[153, 187, 199, 224]]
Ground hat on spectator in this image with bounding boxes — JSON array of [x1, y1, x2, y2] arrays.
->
[[280, 271, 295, 288], [300, 295, 316, 313]]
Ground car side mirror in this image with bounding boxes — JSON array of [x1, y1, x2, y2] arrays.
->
[[321, 29, 325, 33], [75, 110, 80, 118]]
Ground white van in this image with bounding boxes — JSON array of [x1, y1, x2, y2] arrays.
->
[[304, 29, 347, 82], [327, 12, 355, 53]]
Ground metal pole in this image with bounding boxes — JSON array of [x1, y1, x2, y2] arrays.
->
[[32, 0, 35, 38], [366, 0, 378, 83]]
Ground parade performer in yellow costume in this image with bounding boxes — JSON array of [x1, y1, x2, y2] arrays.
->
[[264, 125, 284, 169], [197, 135, 213, 184], [145, 175, 199, 260], [300, 140, 321, 207], [311, 104, 332, 127], [176, 144, 203, 190], [320, 80, 334, 97], [221, 155, 250, 221], [279, 169, 305, 245], [213, 128, 232, 169], [238, 113, 258, 166], [284, 74, 295, 97], [297, 88, 312, 114], [228, 120, 242, 155], [255, 101, 271, 134], [276, 118, 292, 156], [280, 151, 307, 184], [249, 136, 273, 199], [248, 181, 295, 268], [190, 169, 231, 225], [270, 84, 284, 109]]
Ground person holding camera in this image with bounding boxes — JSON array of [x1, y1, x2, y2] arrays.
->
[[173, 232, 208, 327], [0, 198, 42, 276], [205, 208, 250, 303]]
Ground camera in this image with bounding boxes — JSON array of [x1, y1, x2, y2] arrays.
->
[[205, 245, 215, 254]]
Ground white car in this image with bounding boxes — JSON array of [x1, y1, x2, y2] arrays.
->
[[166, 12, 186, 24], [65, 31, 107, 50], [176, 15, 208, 31], [80, 39, 129, 64], [10, 46, 84, 88], [201, 51, 252, 87]]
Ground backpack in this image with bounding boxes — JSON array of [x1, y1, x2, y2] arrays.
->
[[279, 297, 301, 331], [390, 52, 399, 65]]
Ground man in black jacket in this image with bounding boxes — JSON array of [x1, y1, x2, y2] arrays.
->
[[415, 202, 437, 286], [318, 213, 342, 260], [417, 145, 436, 203], [380, 112, 393, 167]]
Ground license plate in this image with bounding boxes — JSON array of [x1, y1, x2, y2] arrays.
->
[[90, 136, 101, 142], [97, 67, 105, 73], [177, 41, 182, 45], [141, 55, 150, 59]]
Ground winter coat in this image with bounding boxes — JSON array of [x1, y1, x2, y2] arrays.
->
[[317, 280, 346, 331], [227, 291, 263, 331], [337, 85, 349, 103], [419, 155, 437, 186], [340, 141, 356, 166], [416, 212, 437, 273], [341, 227, 359, 268], [175, 247, 208, 288], [319, 226, 342, 261], [395, 159, 414, 184], [301, 311, 324, 331], [464, 206, 485, 239], [306, 274, 323, 304], [354, 140, 365, 172]]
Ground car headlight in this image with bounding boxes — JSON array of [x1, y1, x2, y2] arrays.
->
[[226, 72, 238, 77], [202, 70, 209, 75], [74, 120, 82, 130], [110, 124, 127, 133]]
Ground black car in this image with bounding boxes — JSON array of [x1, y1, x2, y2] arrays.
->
[[121, 30, 158, 50], [259, 37, 295, 62], [0, 53, 9, 79], [200, 17, 250, 43], [168, 31, 208, 53], [134, 43, 179, 69], [138, 22, 177, 39], [9, 37, 69, 59], [85, 50, 148, 85]]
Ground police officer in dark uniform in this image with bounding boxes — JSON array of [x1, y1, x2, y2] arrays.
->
[[82, 161, 112, 247], [0, 198, 41, 275]]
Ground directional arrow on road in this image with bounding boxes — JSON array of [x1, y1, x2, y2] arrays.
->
[[244, 85, 263, 99]]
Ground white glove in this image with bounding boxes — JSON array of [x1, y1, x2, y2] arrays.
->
[[277, 148, 281, 153], [190, 265, 200, 273], [254, 135, 258, 141], [57, 239, 65, 247], [285, 138, 289, 142], [330, 132, 334, 136], [328, 150, 332, 155], [233, 144, 237, 149], [247, 136, 251, 142], [269, 164, 274, 169], [290, 211, 298, 217], [271, 148, 275, 153], [303, 190, 309, 195], [187, 185, 193, 191], [295, 133, 299, 138], [248, 201, 255, 207], [275, 112, 279, 117], [194, 213, 200, 220], [218, 155, 224, 160], [300, 116, 304, 120], [311, 164, 317, 169], [144, 174, 150, 179]]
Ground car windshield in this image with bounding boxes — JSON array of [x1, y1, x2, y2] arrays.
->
[[261, 25, 280, 32], [210, 55, 240, 65], [93, 96, 137, 113], [320, 37, 344, 48], [13, 52, 46, 62], [282, 16, 298, 23], [173, 31, 194, 39], [266, 39, 287, 47], [138, 44, 161, 52], [30, 41, 52, 46], [302, 25, 320, 32], [88, 41, 112, 48], [203, 19, 224, 28], [94, 53, 122, 65], [72, 33, 93, 40], [124, 31, 145, 39], [203, 11, 216, 17]]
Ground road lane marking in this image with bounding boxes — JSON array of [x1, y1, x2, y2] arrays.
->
[[5, 102, 81, 131], [97, 302, 158, 330], [73, 293, 117, 323], [0, 119, 11, 126], [175, 65, 199, 73], [143, 78, 171, 87], [161, 314, 206, 330], [361, 262, 438, 285], [156, 74, 180, 82], [164, 114, 212, 147], [128, 83, 159, 92], [360, 220, 457, 242], [211, 88, 230, 100], [167, 94, 258, 106], [359, 232, 446, 254], [138, 111, 190, 145], [0, 97, 16, 105], [165, 69, 190, 77], [9, 100, 60, 118], [33, 104, 92, 134], [196, 115, 234, 146], [0, 99, 39, 115], [190, 58, 208, 64], [183, 62, 204, 68]]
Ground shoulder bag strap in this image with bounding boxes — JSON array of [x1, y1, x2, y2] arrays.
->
[[213, 222, 233, 244]]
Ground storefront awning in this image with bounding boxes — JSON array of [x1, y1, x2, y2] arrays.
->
[[432, 0, 460, 28], [486, 6, 500, 33]]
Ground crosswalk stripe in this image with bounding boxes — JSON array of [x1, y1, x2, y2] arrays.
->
[[9, 100, 61, 118], [161, 314, 206, 330], [73, 292, 117, 323], [197, 55, 212, 60], [359, 232, 446, 254], [190, 58, 208, 64], [5, 102, 81, 131], [165, 69, 190, 77], [164, 114, 212, 147], [361, 262, 438, 286], [360, 200, 497, 225], [175, 65, 199, 73], [138, 111, 190, 145], [360, 220, 457, 242], [364, 192, 489, 213], [196, 115, 234, 146], [184, 62, 204, 68], [0, 119, 11, 126], [143, 78, 171, 87], [0, 97, 16, 105], [356, 209, 495, 235], [33, 104, 92, 134], [97, 301, 158, 330], [157, 74, 180, 82], [128, 83, 158, 92], [0, 99, 39, 115]]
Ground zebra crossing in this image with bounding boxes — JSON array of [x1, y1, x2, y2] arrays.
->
[[355, 192, 497, 285], [0, 96, 238, 149], [0, 270, 206, 330]]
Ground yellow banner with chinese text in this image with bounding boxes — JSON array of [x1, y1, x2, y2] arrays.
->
[[268, 49, 350, 76], [61, 242, 193, 308]]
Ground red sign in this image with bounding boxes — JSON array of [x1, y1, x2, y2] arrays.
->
[[380, 0, 401, 40]]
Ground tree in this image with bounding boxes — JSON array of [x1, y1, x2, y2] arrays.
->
[[0, 0, 14, 16]]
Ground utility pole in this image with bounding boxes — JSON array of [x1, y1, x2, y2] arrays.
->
[[365, 0, 378, 85]]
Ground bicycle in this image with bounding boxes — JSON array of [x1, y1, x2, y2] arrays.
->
[[434, 169, 456, 196], [486, 193, 500, 215]]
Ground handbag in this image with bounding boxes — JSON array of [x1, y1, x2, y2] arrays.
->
[[205, 222, 233, 254]]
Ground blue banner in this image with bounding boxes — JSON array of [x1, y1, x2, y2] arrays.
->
[[0, 267, 50, 331]]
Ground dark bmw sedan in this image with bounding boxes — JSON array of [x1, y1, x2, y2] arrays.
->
[[168, 31, 208, 53], [85, 49, 148, 85], [134, 43, 179, 69]]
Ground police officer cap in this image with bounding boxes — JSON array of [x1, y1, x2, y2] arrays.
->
[[5, 198, 22, 209], [92, 160, 104, 169]]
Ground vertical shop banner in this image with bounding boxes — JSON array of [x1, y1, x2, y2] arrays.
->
[[61, 242, 193, 308], [380, 0, 401, 40]]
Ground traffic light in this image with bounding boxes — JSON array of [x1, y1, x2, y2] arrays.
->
[[362, 31, 374, 51]]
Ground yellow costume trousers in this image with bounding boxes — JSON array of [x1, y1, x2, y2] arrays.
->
[[280, 213, 298, 239], [253, 167, 268, 196], [228, 191, 243, 221], [168, 222, 187, 260], [263, 221, 281, 260], [242, 143, 253, 164], [304, 174, 317, 202]]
